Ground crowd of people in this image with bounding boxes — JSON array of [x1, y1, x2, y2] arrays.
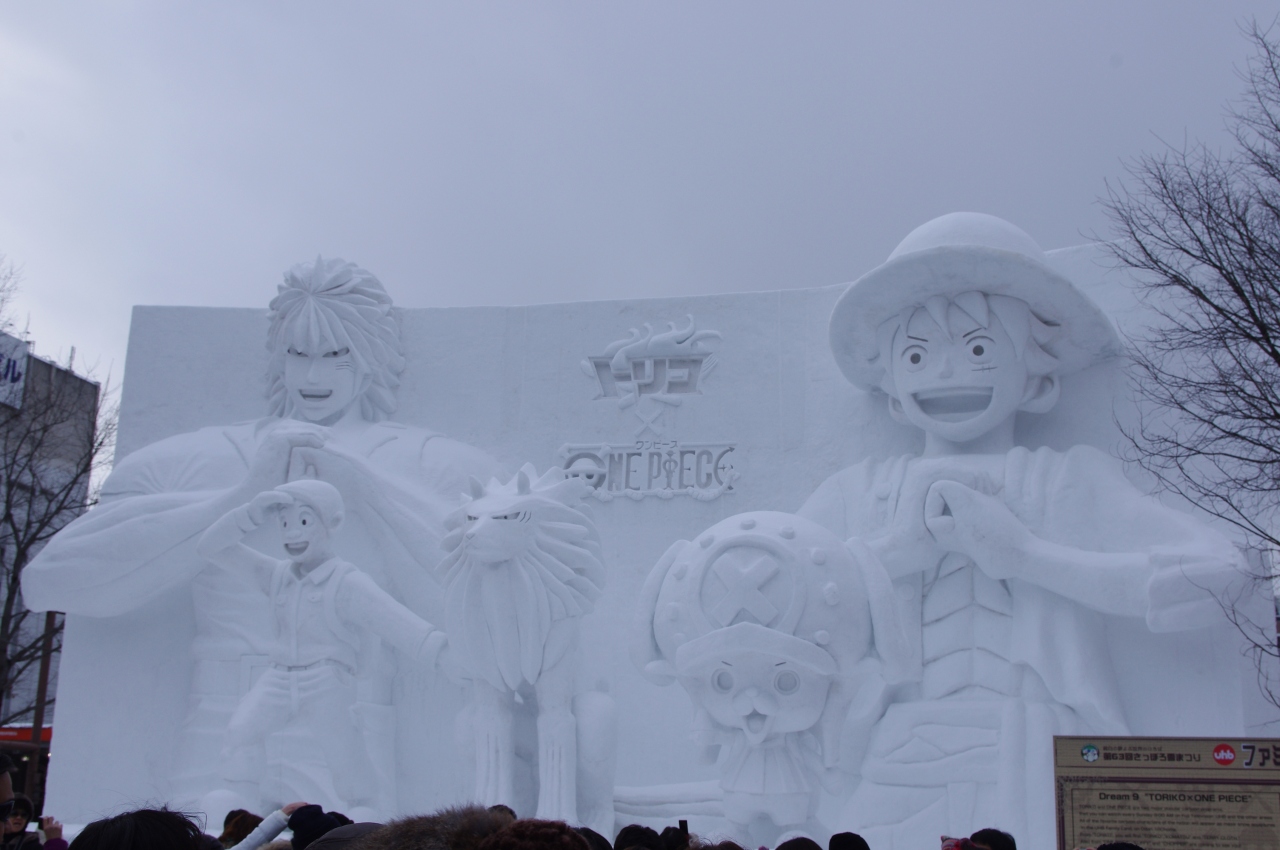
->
[[0, 800, 1149, 850]]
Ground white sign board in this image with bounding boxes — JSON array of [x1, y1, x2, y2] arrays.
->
[[0, 332, 28, 410]]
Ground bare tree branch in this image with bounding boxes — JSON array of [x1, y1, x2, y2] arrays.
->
[[1105, 20, 1280, 705]]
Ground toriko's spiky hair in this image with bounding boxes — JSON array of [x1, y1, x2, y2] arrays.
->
[[265, 256, 406, 421]]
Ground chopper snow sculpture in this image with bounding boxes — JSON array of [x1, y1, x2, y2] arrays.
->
[[438, 465, 609, 829], [631, 510, 911, 845]]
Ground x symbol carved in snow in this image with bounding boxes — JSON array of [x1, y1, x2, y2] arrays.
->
[[709, 550, 780, 626]]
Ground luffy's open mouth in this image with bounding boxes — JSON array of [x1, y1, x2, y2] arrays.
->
[[285, 542, 309, 556], [912, 387, 994, 422], [299, 390, 333, 401]]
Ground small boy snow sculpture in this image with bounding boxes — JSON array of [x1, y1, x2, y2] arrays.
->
[[800, 213, 1245, 850], [631, 510, 911, 846], [197, 478, 446, 813], [437, 465, 608, 828]]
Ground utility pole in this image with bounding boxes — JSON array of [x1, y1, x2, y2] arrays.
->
[[25, 611, 57, 808]]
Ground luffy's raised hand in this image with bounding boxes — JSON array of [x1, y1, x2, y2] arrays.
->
[[867, 457, 1002, 578], [924, 479, 1031, 579]]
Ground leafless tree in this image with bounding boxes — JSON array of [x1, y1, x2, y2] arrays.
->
[[0, 256, 116, 802], [1104, 21, 1280, 695]]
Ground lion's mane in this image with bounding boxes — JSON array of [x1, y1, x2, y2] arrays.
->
[[439, 466, 605, 692]]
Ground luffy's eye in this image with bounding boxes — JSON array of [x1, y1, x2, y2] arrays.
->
[[901, 345, 927, 371], [966, 336, 995, 364], [287, 346, 306, 357], [323, 347, 351, 358]]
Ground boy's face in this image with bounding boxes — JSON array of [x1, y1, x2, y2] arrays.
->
[[889, 303, 1030, 444], [278, 501, 331, 566]]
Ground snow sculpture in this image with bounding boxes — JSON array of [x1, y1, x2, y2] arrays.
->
[[631, 510, 911, 845], [197, 479, 447, 810], [797, 213, 1246, 850], [438, 465, 610, 830], [22, 257, 499, 818]]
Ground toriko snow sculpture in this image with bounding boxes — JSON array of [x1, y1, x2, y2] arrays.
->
[[23, 258, 499, 817], [198, 479, 448, 811], [632, 511, 911, 845], [438, 465, 609, 828], [798, 213, 1244, 850]]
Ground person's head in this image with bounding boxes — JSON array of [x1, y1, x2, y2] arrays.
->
[[219, 809, 264, 846], [775, 838, 821, 850], [5, 795, 33, 835], [266, 256, 404, 425], [272, 479, 344, 568], [351, 804, 513, 850], [828, 833, 870, 850], [612, 825, 663, 850], [969, 828, 1016, 850], [828, 212, 1120, 451], [477, 820, 589, 850], [573, 827, 612, 850], [68, 808, 205, 850]]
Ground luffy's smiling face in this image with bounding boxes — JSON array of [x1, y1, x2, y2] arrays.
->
[[283, 340, 359, 423], [889, 303, 1029, 444]]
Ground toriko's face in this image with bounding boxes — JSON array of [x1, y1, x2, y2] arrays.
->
[[685, 651, 831, 747], [889, 305, 1029, 444], [278, 502, 331, 567], [283, 340, 359, 423]]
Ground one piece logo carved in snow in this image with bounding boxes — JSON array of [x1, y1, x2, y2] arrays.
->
[[568, 315, 736, 501], [581, 315, 721, 410]]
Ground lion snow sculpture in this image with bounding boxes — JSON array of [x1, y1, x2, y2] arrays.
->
[[439, 464, 610, 827]]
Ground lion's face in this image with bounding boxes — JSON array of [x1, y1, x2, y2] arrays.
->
[[460, 497, 538, 564]]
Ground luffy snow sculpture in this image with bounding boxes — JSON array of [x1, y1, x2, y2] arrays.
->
[[437, 465, 608, 828], [632, 511, 911, 845], [197, 479, 447, 811], [23, 257, 498, 816], [799, 213, 1244, 850]]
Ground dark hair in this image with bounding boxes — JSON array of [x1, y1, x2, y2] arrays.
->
[[970, 828, 1016, 850], [477, 820, 589, 850], [828, 833, 870, 850], [1096, 844, 1146, 850], [614, 825, 663, 850], [68, 808, 205, 850], [574, 827, 613, 850], [353, 805, 512, 850], [658, 826, 687, 850], [775, 838, 821, 850], [219, 809, 264, 845], [488, 805, 518, 822], [9, 794, 34, 823]]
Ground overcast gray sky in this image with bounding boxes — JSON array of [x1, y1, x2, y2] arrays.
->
[[1, 2, 1276, 382]]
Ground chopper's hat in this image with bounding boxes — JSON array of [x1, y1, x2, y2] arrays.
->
[[829, 212, 1120, 391]]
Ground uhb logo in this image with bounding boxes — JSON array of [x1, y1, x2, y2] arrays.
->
[[1213, 744, 1236, 765]]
